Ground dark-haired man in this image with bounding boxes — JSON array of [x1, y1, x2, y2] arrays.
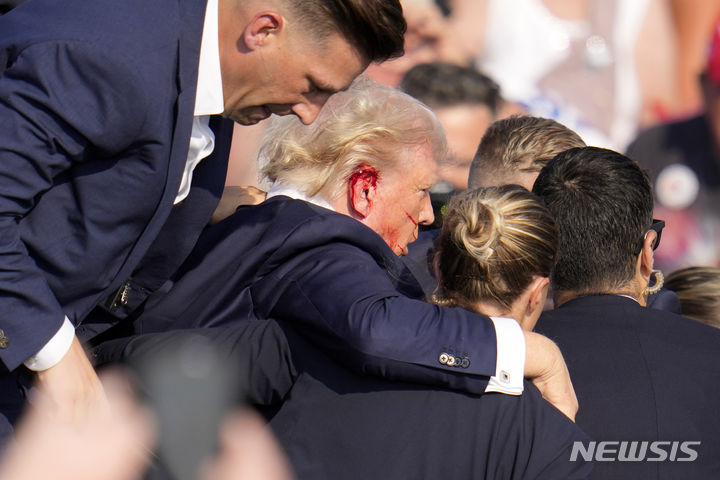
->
[[0, 0, 405, 436], [401, 63, 506, 192], [534, 147, 720, 479], [400, 62, 526, 229]]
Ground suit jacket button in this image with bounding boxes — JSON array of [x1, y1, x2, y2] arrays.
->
[[446, 355, 457, 367], [439, 353, 449, 365], [0, 330, 8, 349], [461, 357, 470, 368]]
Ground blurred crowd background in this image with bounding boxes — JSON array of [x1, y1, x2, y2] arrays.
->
[[226, 0, 720, 271], [4, 0, 718, 269]]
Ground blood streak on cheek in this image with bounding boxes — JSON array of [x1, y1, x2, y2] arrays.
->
[[404, 211, 419, 241]]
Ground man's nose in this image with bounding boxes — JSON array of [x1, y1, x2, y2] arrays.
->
[[291, 94, 332, 125], [418, 194, 435, 226]]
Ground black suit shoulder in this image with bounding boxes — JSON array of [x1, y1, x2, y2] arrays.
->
[[270, 325, 592, 480], [536, 295, 720, 479]]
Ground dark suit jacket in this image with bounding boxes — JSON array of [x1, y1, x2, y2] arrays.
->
[[403, 228, 439, 298], [270, 323, 593, 480], [136, 196, 506, 394], [93, 320, 592, 480], [535, 295, 720, 479], [0, 0, 232, 370]]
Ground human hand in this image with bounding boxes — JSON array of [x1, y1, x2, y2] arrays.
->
[[34, 335, 108, 419], [523, 331, 578, 421], [198, 409, 295, 480], [0, 369, 156, 480], [209, 185, 267, 225]]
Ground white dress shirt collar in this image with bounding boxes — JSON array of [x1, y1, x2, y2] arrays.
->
[[194, 0, 224, 116], [266, 184, 336, 212]]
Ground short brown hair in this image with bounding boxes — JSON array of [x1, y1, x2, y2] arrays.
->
[[286, 0, 406, 63], [468, 115, 585, 189], [665, 267, 720, 329], [400, 62, 502, 114], [433, 185, 557, 311]]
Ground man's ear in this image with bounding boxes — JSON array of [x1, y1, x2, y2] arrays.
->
[[243, 11, 284, 50], [348, 166, 380, 219], [638, 230, 657, 281]]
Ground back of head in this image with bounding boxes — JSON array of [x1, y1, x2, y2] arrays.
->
[[283, 0, 406, 63], [400, 62, 502, 113], [259, 79, 445, 199], [468, 116, 585, 189], [532, 147, 653, 294], [665, 267, 720, 329], [433, 185, 557, 310]]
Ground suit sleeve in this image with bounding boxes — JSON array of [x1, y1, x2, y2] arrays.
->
[[0, 41, 148, 370], [93, 321, 297, 407], [519, 384, 594, 480], [255, 242, 507, 395]]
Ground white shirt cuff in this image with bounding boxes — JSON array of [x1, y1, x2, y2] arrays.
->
[[484, 316, 525, 395], [24, 317, 75, 371]]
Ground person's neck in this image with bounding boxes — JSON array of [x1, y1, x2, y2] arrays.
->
[[554, 287, 646, 307], [471, 299, 514, 319]]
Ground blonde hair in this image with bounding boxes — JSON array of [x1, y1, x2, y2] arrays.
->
[[259, 79, 446, 201], [433, 185, 557, 310], [665, 267, 720, 329], [468, 115, 585, 189]]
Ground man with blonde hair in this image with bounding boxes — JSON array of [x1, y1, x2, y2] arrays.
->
[[131, 81, 577, 416], [95, 80, 584, 477]]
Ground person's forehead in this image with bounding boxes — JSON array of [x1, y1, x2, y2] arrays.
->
[[388, 142, 440, 186]]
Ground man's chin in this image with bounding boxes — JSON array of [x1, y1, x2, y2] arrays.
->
[[394, 244, 409, 256], [234, 117, 262, 126], [231, 107, 272, 125]]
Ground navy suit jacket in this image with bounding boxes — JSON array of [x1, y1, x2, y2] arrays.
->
[[136, 196, 505, 394], [0, 0, 231, 370], [535, 295, 720, 479], [270, 323, 592, 480], [93, 319, 592, 480]]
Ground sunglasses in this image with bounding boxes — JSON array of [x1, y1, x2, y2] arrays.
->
[[634, 219, 665, 255]]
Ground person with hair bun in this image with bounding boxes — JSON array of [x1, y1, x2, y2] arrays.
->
[[433, 185, 556, 332]]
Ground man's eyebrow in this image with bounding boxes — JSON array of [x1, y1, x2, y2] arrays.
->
[[424, 174, 441, 188]]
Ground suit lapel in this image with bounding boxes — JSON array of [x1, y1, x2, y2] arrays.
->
[[98, 0, 214, 309], [162, 0, 208, 209]]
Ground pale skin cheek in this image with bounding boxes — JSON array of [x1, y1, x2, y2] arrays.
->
[[384, 212, 420, 254], [380, 224, 403, 253]]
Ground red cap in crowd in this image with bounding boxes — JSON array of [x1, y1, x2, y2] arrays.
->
[[707, 16, 720, 85]]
